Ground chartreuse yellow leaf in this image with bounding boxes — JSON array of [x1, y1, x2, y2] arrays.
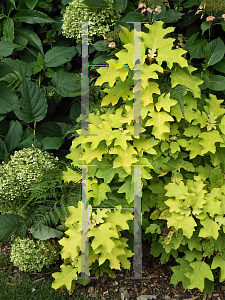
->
[[204, 94, 225, 118], [89, 222, 118, 253], [155, 93, 177, 112], [171, 65, 203, 98], [62, 167, 82, 184], [199, 218, 220, 239], [52, 264, 79, 293], [109, 144, 138, 174], [59, 224, 81, 260], [185, 261, 214, 292], [141, 82, 160, 106], [89, 182, 111, 206], [101, 78, 133, 106], [184, 125, 201, 138], [117, 175, 134, 204], [115, 43, 146, 68], [95, 60, 128, 87], [186, 138, 204, 159], [133, 136, 159, 152], [81, 143, 108, 164], [170, 258, 192, 288], [211, 255, 225, 282], [199, 130, 223, 155], [113, 130, 132, 150], [142, 21, 174, 51], [106, 206, 133, 231], [157, 46, 188, 69], [146, 110, 174, 140], [219, 115, 225, 134], [118, 25, 134, 44], [92, 208, 109, 225], [141, 63, 163, 89]]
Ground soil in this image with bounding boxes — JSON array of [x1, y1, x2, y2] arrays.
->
[[1, 239, 225, 300]]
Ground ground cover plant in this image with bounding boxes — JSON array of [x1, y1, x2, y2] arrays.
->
[[0, 0, 225, 299]]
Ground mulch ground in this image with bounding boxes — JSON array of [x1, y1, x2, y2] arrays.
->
[[1, 239, 225, 300]]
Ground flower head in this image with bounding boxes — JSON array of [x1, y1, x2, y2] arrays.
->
[[108, 41, 116, 48], [206, 15, 215, 21]]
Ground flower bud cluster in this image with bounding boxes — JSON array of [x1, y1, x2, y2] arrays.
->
[[0, 147, 59, 215], [61, 0, 120, 44], [10, 237, 60, 272]]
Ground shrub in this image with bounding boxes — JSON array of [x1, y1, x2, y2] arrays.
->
[[10, 237, 60, 272], [0, 147, 59, 215]]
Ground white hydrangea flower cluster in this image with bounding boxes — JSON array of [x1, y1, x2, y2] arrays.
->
[[61, 0, 120, 44], [0, 147, 59, 215], [10, 237, 60, 272]]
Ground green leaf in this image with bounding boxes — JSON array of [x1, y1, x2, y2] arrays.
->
[[122, 12, 147, 22], [205, 38, 225, 67], [213, 57, 225, 73], [29, 224, 63, 240], [44, 46, 77, 68], [155, 9, 183, 23], [0, 82, 17, 114], [36, 122, 62, 138], [201, 21, 212, 35], [0, 41, 20, 57], [40, 137, 63, 151], [83, 0, 108, 8], [185, 261, 214, 292], [1, 57, 32, 78], [15, 28, 44, 55], [188, 39, 208, 59], [3, 18, 14, 42], [52, 71, 81, 97], [0, 214, 24, 243], [14, 78, 48, 123], [170, 257, 191, 288], [52, 264, 79, 293], [13, 9, 56, 24], [25, 0, 38, 10], [113, 0, 127, 12], [92, 40, 109, 51], [0, 139, 8, 163], [208, 75, 225, 91], [4, 120, 23, 153], [9, 0, 16, 8], [211, 255, 225, 282]]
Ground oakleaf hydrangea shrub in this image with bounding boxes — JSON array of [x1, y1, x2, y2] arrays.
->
[[10, 237, 60, 272], [61, 0, 120, 44], [55, 21, 225, 294], [0, 147, 59, 215]]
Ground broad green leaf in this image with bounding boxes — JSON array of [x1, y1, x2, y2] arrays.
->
[[0, 82, 17, 114], [0, 41, 20, 57], [155, 93, 177, 112], [208, 75, 225, 91], [211, 255, 225, 282], [13, 9, 56, 24], [83, 0, 108, 8], [3, 18, 14, 42], [25, 0, 38, 10], [36, 122, 62, 138], [1, 57, 32, 78], [185, 261, 214, 292], [155, 9, 183, 23], [214, 57, 225, 73], [17, 133, 41, 149], [122, 12, 147, 22], [14, 78, 48, 123], [199, 218, 220, 239], [40, 137, 63, 151], [205, 38, 225, 66], [52, 71, 81, 97], [0, 139, 8, 163], [29, 224, 63, 240], [44, 46, 77, 68], [15, 28, 43, 55], [0, 214, 24, 243], [188, 39, 208, 59], [113, 0, 127, 12], [171, 65, 203, 98], [201, 21, 212, 35], [4, 120, 23, 153]]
